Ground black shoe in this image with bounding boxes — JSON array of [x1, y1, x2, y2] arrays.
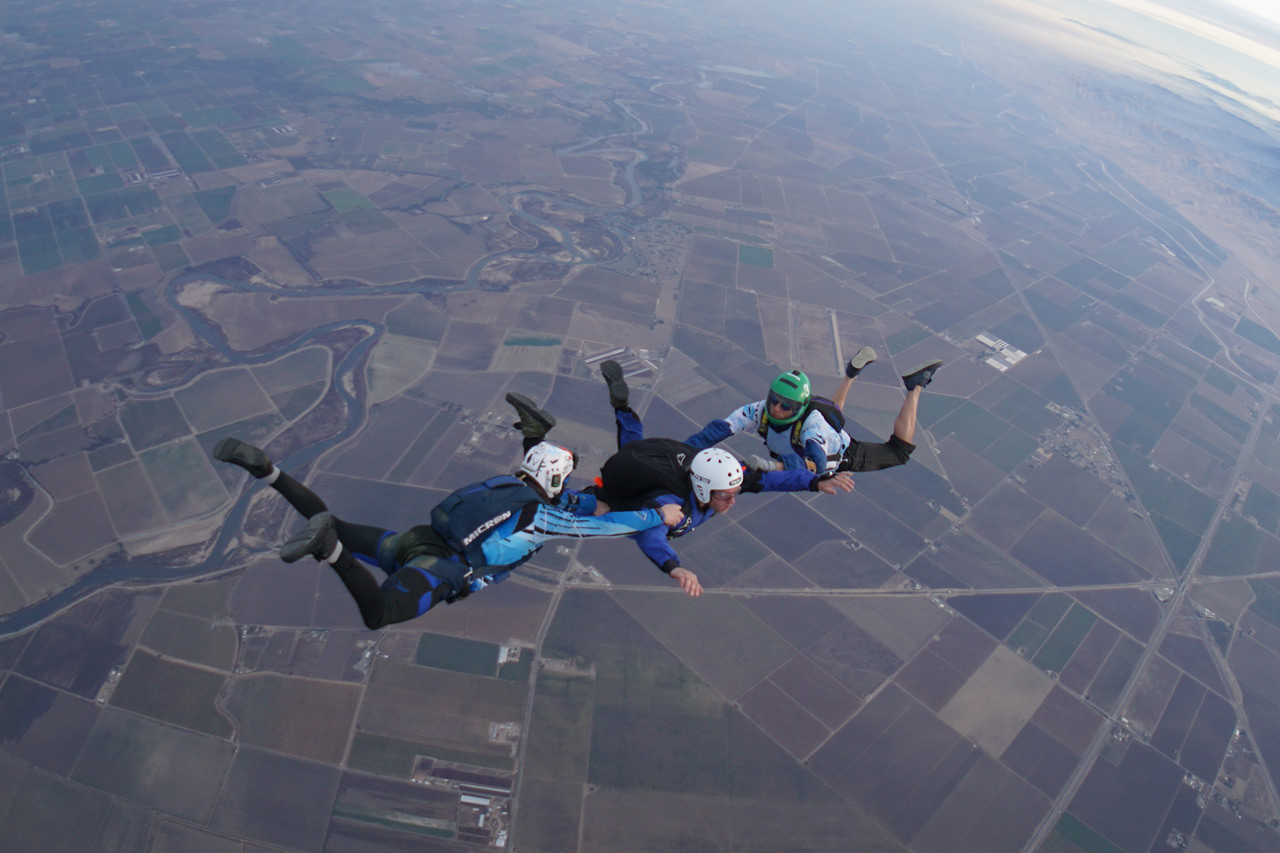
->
[[280, 512, 338, 563], [600, 360, 629, 410], [845, 346, 877, 378], [213, 437, 273, 478], [902, 359, 943, 391], [506, 393, 556, 441]]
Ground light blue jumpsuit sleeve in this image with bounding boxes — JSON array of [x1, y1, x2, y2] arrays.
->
[[477, 504, 665, 567], [557, 489, 599, 516]]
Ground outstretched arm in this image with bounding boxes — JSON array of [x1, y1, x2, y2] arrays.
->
[[684, 402, 762, 449], [684, 418, 733, 450], [744, 468, 853, 494], [531, 504, 678, 538], [633, 526, 702, 597]]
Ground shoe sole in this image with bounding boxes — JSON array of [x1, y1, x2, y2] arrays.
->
[[213, 437, 271, 477], [281, 512, 336, 563], [505, 393, 556, 431], [902, 359, 944, 388], [848, 346, 877, 371], [600, 360, 628, 405]]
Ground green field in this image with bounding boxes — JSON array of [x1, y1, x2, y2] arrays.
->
[[1007, 618, 1051, 657], [126, 289, 163, 339], [416, 634, 500, 676], [738, 244, 774, 268], [251, 346, 330, 394], [348, 731, 431, 779], [77, 173, 125, 195], [932, 400, 1008, 451], [193, 185, 236, 224], [1052, 814, 1125, 853], [138, 437, 227, 519], [143, 224, 182, 246], [1245, 483, 1280, 532], [503, 333, 561, 346], [498, 652, 534, 682], [885, 323, 932, 354], [191, 128, 247, 168], [159, 131, 214, 174], [151, 241, 190, 272], [1202, 363, 1237, 395], [323, 187, 376, 212], [1032, 604, 1098, 673], [1247, 579, 1280, 630], [1189, 393, 1251, 443], [86, 185, 163, 223]]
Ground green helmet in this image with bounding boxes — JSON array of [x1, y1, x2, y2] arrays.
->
[[766, 370, 810, 426]]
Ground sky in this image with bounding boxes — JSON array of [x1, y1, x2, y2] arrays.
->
[[970, 0, 1280, 126], [1214, 0, 1280, 28]]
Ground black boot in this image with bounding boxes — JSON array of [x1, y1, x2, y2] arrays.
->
[[845, 346, 877, 378], [601, 360, 629, 410], [280, 512, 339, 563], [902, 359, 943, 391], [213, 437, 274, 478], [506, 393, 556, 441]]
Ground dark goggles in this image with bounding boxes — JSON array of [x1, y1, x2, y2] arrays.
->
[[767, 392, 802, 413]]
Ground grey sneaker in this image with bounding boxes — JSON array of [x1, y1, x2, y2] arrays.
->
[[213, 437, 273, 478], [902, 359, 943, 391], [280, 512, 338, 563], [845, 346, 877, 378], [600, 360, 629, 410], [506, 393, 556, 441]]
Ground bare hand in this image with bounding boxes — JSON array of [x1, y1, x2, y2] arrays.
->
[[658, 503, 685, 527], [592, 500, 611, 515], [670, 566, 703, 597], [816, 471, 854, 494]]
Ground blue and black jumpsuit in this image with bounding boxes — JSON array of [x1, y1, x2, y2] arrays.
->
[[263, 468, 668, 629]]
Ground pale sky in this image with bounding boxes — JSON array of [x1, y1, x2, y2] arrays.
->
[[973, 0, 1280, 123], [1216, 0, 1280, 28]]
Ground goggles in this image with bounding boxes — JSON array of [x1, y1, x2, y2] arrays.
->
[[709, 488, 740, 502], [766, 392, 802, 413]]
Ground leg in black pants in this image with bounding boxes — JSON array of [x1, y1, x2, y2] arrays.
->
[[214, 438, 450, 629]]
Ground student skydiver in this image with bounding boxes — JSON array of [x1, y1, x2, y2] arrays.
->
[[212, 437, 683, 629]]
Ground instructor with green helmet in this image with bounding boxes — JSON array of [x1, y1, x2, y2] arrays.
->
[[684, 347, 943, 474]]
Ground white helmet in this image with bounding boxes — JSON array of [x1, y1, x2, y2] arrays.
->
[[688, 448, 743, 504], [521, 443, 576, 499]]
